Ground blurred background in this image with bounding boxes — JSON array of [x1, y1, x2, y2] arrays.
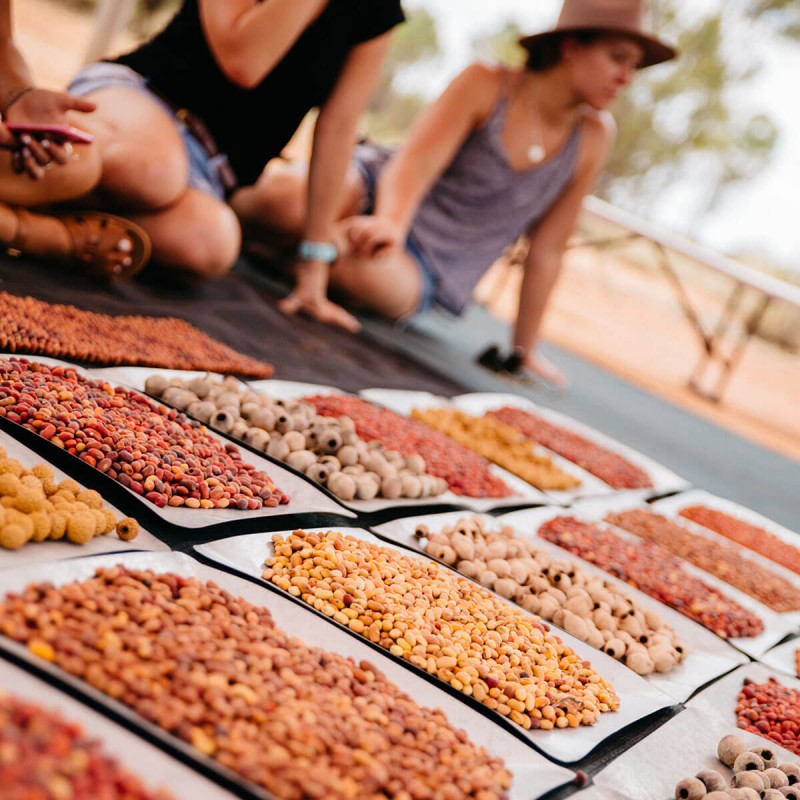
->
[[14, 0, 800, 460]]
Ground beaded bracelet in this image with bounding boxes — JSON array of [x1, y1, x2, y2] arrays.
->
[[0, 85, 34, 118]]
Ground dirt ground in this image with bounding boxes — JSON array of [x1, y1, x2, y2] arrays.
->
[[15, 0, 800, 464]]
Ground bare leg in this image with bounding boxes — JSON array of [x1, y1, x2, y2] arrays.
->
[[129, 188, 241, 282]]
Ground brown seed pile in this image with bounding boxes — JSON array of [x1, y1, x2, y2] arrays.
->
[[416, 515, 686, 675], [0, 689, 174, 800], [607, 509, 800, 613], [680, 505, 800, 576], [0, 447, 138, 549], [0, 566, 512, 800], [737, 678, 800, 757], [487, 406, 653, 489], [145, 374, 447, 502], [411, 408, 581, 491], [538, 516, 764, 639], [263, 529, 620, 731], [0, 291, 273, 377], [0, 358, 289, 511]]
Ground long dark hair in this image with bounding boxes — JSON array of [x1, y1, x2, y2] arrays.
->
[[524, 29, 601, 72]]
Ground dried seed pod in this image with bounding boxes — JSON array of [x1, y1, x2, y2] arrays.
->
[[266, 438, 291, 461], [214, 391, 241, 410], [286, 450, 317, 473], [231, 420, 249, 439], [337, 415, 355, 431], [401, 475, 423, 499], [734, 752, 766, 774], [161, 386, 196, 410], [275, 412, 295, 434], [430, 543, 457, 564], [187, 376, 212, 398], [210, 408, 236, 434], [674, 777, 707, 799], [281, 430, 306, 452], [564, 594, 593, 618], [729, 790, 760, 800], [355, 476, 379, 501], [780, 786, 800, 799], [696, 769, 727, 792], [764, 769, 790, 789], [187, 400, 216, 423], [381, 476, 403, 499], [780, 764, 800, 785], [144, 374, 170, 396], [648, 645, 677, 673], [764, 791, 789, 800], [244, 428, 270, 451], [116, 518, 139, 542], [493, 578, 517, 599], [337, 445, 359, 467], [753, 748, 780, 770], [405, 454, 426, 475], [718, 736, 747, 770], [486, 558, 511, 579], [240, 401, 261, 420], [625, 648, 654, 675], [305, 463, 330, 485], [317, 427, 343, 454], [457, 560, 479, 579], [249, 408, 277, 430], [562, 611, 589, 641], [328, 472, 357, 502], [341, 428, 358, 447]]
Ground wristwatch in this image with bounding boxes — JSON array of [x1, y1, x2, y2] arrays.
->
[[297, 239, 338, 264]]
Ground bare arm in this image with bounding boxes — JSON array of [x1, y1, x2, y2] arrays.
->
[[513, 112, 616, 367], [0, 0, 33, 108], [199, 0, 328, 89], [279, 31, 395, 332]]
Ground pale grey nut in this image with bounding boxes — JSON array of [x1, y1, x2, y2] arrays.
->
[[249, 408, 277, 430], [674, 777, 706, 799], [215, 391, 241, 410], [167, 376, 187, 388], [764, 769, 790, 789], [731, 771, 764, 791], [240, 401, 261, 420], [401, 475, 422, 499], [342, 465, 364, 476], [243, 428, 270, 450], [382, 448, 405, 466], [144, 374, 170, 396], [764, 791, 789, 800], [405, 453, 426, 475], [328, 472, 357, 501], [319, 455, 341, 471], [337, 445, 359, 467], [209, 408, 236, 434], [355, 475, 379, 500], [274, 411, 295, 434], [337, 415, 355, 431], [239, 391, 263, 406], [718, 735, 747, 767], [696, 769, 727, 793], [733, 753, 766, 774], [282, 430, 306, 452], [316, 426, 343, 454], [779, 764, 800, 785], [305, 462, 330, 485], [285, 449, 316, 473], [380, 476, 403, 499], [161, 386, 197, 410], [231, 420, 249, 440], [266, 438, 291, 461], [493, 577, 517, 599], [187, 376, 212, 398], [186, 400, 216, 424], [729, 790, 760, 800], [341, 428, 359, 446], [779, 786, 800, 799], [753, 748, 780, 770]]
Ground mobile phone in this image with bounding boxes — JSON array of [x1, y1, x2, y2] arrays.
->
[[5, 122, 94, 144]]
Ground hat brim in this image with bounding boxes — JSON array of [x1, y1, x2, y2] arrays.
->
[[519, 28, 677, 69]]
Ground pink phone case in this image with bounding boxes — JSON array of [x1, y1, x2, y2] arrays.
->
[[5, 122, 94, 145]]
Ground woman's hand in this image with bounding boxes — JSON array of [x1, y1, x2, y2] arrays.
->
[[340, 215, 404, 259], [278, 258, 361, 333], [2, 87, 95, 179]]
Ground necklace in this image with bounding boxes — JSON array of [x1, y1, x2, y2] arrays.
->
[[527, 98, 546, 164]]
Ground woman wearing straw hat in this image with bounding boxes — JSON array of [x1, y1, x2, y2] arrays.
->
[[260, 0, 676, 387]]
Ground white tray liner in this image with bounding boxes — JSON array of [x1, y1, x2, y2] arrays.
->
[[450, 392, 691, 500], [0, 432, 168, 569], [0, 550, 572, 800], [758, 635, 800, 678], [0, 658, 237, 799], [373, 510, 748, 703], [197, 527, 674, 764], [499, 506, 799, 659]]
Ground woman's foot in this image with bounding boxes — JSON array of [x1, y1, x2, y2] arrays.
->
[[524, 352, 569, 390]]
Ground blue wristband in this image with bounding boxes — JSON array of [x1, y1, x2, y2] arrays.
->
[[297, 239, 338, 264]]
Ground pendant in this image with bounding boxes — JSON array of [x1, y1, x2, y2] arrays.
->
[[527, 143, 546, 164]]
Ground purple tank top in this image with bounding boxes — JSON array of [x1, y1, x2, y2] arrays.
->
[[356, 94, 582, 315]]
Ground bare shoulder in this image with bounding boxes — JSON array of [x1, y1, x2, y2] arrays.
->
[[578, 108, 616, 168], [450, 62, 506, 122]]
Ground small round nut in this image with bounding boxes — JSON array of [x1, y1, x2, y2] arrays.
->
[[674, 777, 706, 800]]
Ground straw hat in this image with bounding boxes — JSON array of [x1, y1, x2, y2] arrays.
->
[[519, 0, 677, 68]]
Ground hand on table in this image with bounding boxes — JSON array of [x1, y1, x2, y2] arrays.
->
[[340, 215, 404, 259]]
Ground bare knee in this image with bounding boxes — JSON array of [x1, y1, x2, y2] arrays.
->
[[159, 204, 242, 281], [235, 166, 307, 237], [101, 140, 188, 210]]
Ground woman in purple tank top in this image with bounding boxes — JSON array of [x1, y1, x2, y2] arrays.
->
[[265, 0, 676, 387]]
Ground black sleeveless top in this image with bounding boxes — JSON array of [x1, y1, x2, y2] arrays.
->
[[116, 0, 404, 186]]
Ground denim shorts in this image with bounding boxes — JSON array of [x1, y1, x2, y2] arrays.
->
[[352, 145, 437, 318], [68, 62, 229, 201]]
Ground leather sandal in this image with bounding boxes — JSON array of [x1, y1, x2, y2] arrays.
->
[[8, 207, 151, 283]]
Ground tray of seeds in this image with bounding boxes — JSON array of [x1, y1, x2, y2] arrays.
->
[[653, 489, 800, 577], [196, 526, 675, 764], [0, 357, 353, 531], [0, 658, 238, 799], [0, 432, 167, 567], [587, 496, 800, 626], [446, 392, 690, 499], [0, 551, 574, 800], [290, 389, 551, 512], [499, 505, 797, 660], [372, 510, 748, 704], [758, 636, 800, 680], [102, 371, 465, 516], [587, 676, 800, 800], [360, 388, 612, 506]]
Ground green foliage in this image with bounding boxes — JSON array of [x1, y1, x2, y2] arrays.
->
[[365, 8, 441, 141], [472, 20, 527, 67]]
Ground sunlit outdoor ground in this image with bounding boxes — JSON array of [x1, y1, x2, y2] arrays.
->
[[17, 0, 800, 464]]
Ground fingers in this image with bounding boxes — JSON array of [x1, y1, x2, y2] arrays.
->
[[48, 140, 74, 165], [14, 145, 45, 180], [0, 124, 14, 147], [61, 94, 96, 114], [278, 294, 361, 333]]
